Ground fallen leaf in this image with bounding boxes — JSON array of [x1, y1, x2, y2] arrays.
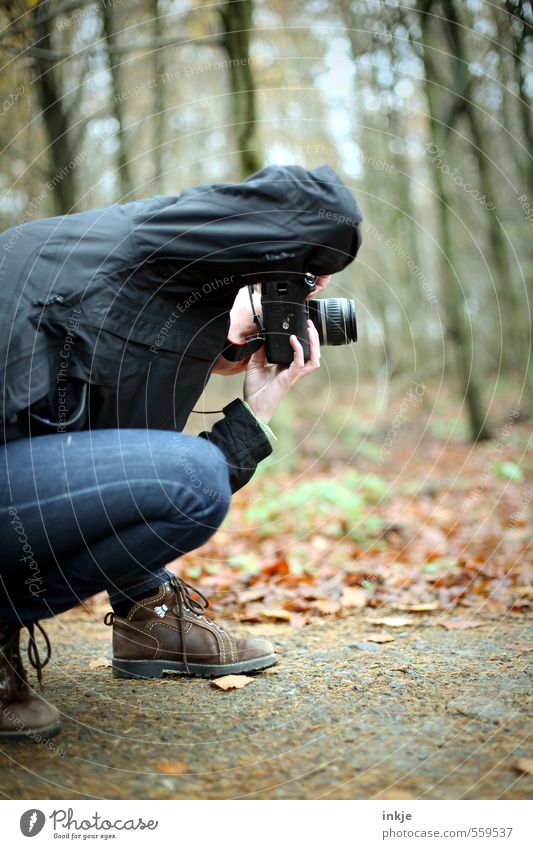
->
[[309, 600, 341, 615], [395, 602, 440, 612], [365, 616, 414, 628], [341, 587, 367, 609], [239, 586, 268, 604], [211, 675, 255, 691], [153, 760, 188, 775], [503, 643, 533, 652], [363, 633, 395, 643], [239, 608, 262, 623], [514, 586, 533, 599], [89, 657, 111, 669], [262, 558, 290, 578], [439, 620, 484, 630], [289, 613, 308, 629], [374, 788, 415, 800], [261, 608, 291, 621], [513, 758, 533, 776]]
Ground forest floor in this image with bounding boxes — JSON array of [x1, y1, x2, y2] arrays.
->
[[1, 380, 532, 799], [1, 612, 532, 800]]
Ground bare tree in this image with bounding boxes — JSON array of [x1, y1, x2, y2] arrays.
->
[[31, 0, 78, 214], [99, 0, 133, 199], [218, 0, 262, 177], [416, 0, 492, 440]]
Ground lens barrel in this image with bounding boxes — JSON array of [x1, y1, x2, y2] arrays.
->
[[307, 298, 358, 346]]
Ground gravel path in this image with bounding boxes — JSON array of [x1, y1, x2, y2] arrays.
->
[[1, 610, 531, 800]]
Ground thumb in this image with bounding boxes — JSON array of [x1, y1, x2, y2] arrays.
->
[[247, 344, 268, 369]]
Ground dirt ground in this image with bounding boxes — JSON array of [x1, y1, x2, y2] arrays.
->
[[1, 609, 531, 800]]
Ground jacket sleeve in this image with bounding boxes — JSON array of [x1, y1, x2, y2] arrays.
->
[[197, 399, 273, 493]]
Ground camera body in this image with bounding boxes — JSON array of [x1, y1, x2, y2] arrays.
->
[[221, 273, 358, 365], [261, 274, 317, 364]]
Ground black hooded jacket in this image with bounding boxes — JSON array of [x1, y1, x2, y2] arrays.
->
[[0, 164, 362, 491]]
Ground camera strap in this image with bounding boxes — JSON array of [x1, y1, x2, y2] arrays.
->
[[248, 284, 264, 334]]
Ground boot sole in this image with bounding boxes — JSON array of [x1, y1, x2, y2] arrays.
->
[[0, 719, 61, 741], [111, 653, 278, 679]]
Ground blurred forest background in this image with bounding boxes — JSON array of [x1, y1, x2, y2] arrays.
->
[[2, 3, 532, 802], [1, 0, 532, 440], [1, 1, 532, 616]]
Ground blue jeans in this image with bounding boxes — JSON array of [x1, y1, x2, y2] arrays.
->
[[0, 429, 231, 625]]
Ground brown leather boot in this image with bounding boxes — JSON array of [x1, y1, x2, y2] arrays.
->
[[105, 576, 278, 679], [0, 620, 60, 741]]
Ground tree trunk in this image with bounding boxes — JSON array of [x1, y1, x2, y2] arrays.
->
[[418, 3, 492, 441], [100, 1, 133, 199], [148, 0, 164, 193], [219, 0, 262, 177], [442, 0, 527, 380], [32, 1, 77, 215]]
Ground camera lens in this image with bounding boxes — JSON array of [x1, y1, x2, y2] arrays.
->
[[307, 298, 358, 346]]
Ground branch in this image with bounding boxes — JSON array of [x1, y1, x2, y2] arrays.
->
[[1, 32, 222, 63]]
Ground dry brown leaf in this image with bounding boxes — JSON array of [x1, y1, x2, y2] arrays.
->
[[289, 613, 308, 629], [395, 602, 440, 612], [89, 657, 111, 669], [261, 608, 291, 621], [363, 633, 395, 643], [341, 587, 367, 609], [513, 758, 533, 776], [211, 674, 255, 691], [239, 586, 268, 604], [514, 586, 533, 599], [374, 788, 415, 800], [310, 600, 341, 615], [366, 616, 414, 628], [504, 643, 533, 652], [439, 620, 484, 631], [154, 760, 188, 775]]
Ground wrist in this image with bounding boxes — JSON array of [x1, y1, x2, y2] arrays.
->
[[242, 401, 277, 442]]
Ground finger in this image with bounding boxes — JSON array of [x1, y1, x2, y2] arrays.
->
[[307, 320, 321, 368], [289, 334, 305, 369], [249, 344, 268, 367]]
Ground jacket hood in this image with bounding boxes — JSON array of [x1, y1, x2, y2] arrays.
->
[[135, 164, 362, 286]]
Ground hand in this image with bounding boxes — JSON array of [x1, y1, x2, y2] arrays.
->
[[306, 273, 332, 299], [212, 285, 261, 376], [243, 320, 321, 424]]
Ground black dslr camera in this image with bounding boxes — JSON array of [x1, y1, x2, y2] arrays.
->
[[223, 273, 358, 365]]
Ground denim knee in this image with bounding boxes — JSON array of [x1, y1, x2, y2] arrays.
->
[[172, 436, 231, 526]]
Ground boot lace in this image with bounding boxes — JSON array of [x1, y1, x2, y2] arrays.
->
[[27, 622, 52, 689], [167, 575, 210, 673], [1, 621, 52, 699]]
